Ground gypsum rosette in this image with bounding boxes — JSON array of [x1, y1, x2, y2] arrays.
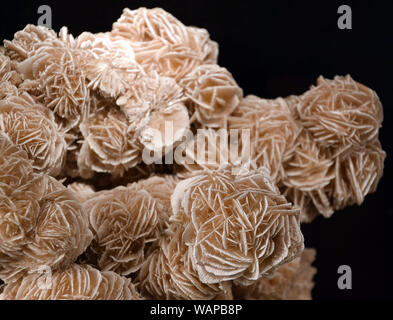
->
[[330, 139, 385, 210], [0, 132, 33, 194], [280, 75, 385, 221], [0, 133, 92, 283], [0, 52, 22, 99], [180, 64, 243, 128], [293, 75, 383, 148], [279, 129, 336, 222], [13, 27, 92, 129], [0, 92, 67, 176], [3, 24, 57, 62], [78, 72, 190, 178], [0, 264, 142, 300], [117, 71, 190, 156], [228, 95, 300, 183], [110, 8, 218, 80], [78, 107, 143, 178], [170, 165, 304, 286], [83, 175, 177, 276], [233, 248, 317, 300], [136, 225, 233, 300], [76, 31, 143, 100], [0, 81, 18, 101]]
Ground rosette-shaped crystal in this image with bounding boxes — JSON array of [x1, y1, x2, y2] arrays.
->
[[296, 75, 383, 148], [78, 107, 142, 178], [0, 264, 142, 300], [171, 166, 304, 285], [4, 24, 57, 62], [112, 7, 188, 44], [280, 76, 385, 221], [0, 8, 388, 301], [84, 183, 160, 275], [233, 248, 316, 300], [281, 136, 385, 222], [331, 139, 385, 210], [117, 72, 189, 154], [0, 81, 18, 100], [187, 26, 218, 65], [20, 177, 92, 271], [0, 52, 21, 86], [137, 227, 233, 300], [181, 64, 242, 128], [0, 93, 67, 176], [111, 8, 217, 80], [282, 130, 334, 192], [0, 132, 33, 194], [0, 146, 92, 282], [76, 32, 142, 99], [15, 27, 91, 125], [280, 130, 335, 221], [117, 72, 185, 120], [129, 39, 203, 81], [229, 96, 300, 182]]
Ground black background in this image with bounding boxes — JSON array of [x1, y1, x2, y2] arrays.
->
[[1, 0, 392, 300]]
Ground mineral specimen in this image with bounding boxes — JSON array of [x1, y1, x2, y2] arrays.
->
[[0, 6, 385, 300]]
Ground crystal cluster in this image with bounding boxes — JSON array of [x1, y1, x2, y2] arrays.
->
[[0, 7, 385, 299]]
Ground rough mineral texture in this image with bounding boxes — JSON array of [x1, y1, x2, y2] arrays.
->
[[85, 185, 158, 275], [78, 107, 142, 178], [76, 31, 142, 100], [67, 182, 95, 203], [116, 71, 190, 155], [229, 95, 300, 183], [0, 51, 22, 94], [0, 93, 67, 176], [0, 6, 386, 300], [175, 128, 250, 178], [226, 77, 385, 222], [137, 226, 233, 300], [0, 133, 92, 283], [111, 8, 218, 80], [0, 264, 142, 300], [0, 132, 33, 193], [233, 248, 316, 300], [3, 25, 57, 62], [83, 175, 178, 276], [279, 76, 385, 221], [15, 27, 92, 127], [170, 166, 304, 285], [295, 75, 383, 148], [181, 64, 243, 128]]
